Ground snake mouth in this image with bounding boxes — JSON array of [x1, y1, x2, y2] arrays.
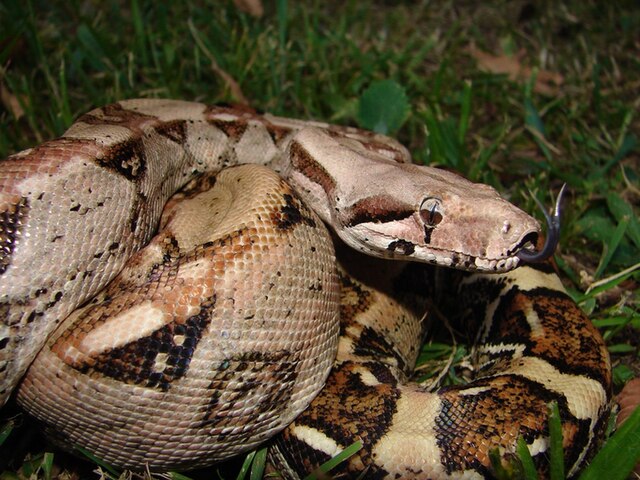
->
[[509, 231, 539, 257], [346, 222, 544, 272], [379, 238, 527, 272], [382, 225, 547, 272]]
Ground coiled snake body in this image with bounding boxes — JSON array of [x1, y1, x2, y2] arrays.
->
[[0, 100, 611, 478]]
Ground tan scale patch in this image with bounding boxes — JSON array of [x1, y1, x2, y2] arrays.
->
[[18, 164, 340, 470]]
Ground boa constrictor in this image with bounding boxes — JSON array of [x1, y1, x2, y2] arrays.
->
[[0, 99, 611, 478]]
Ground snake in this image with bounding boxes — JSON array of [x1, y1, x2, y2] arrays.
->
[[0, 99, 612, 478]]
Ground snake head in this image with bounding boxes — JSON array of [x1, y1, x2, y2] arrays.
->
[[285, 128, 549, 272], [335, 165, 545, 271]]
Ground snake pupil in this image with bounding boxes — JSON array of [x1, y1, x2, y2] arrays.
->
[[419, 197, 443, 226]]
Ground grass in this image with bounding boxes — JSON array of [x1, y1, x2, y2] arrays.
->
[[0, 0, 638, 478]]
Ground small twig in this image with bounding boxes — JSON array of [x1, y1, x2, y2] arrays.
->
[[187, 19, 249, 105], [524, 125, 562, 155], [621, 165, 640, 197], [419, 306, 460, 392], [585, 261, 640, 295]]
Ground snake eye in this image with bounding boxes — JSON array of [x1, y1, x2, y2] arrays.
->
[[419, 197, 443, 226]]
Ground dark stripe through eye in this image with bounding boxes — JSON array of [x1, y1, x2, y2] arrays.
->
[[343, 196, 414, 227]]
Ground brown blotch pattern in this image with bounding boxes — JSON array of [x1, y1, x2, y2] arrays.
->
[[155, 119, 188, 145], [204, 103, 259, 118], [342, 195, 414, 228], [270, 182, 317, 231], [78, 102, 158, 133], [359, 139, 407, 164], [288, 140, 336, 195], [97, 138, 147, 180], [352, 326, 408, 373], [337, 269, 373, 329], [435, 374, 585, 476], [273, 361, 399, 479], [337, 271, 410, 370], [50, 226, 254, 372], [323, 127, 407, 164], [486, 287, 611, 386], [80, 298, 215, 391], [265, 123, 294, 144], [201, 349, 299, 435], [207, 118, 249, 139]]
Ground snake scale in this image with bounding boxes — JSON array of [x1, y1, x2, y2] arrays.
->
[[0, 99, 611, 478]]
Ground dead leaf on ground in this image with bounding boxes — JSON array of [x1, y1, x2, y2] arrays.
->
[[188, 18, 249, 105], [0, 81, 24, 119], [233, 0, 264, 18], [616, 377, 640, 474], [210, 62, 249, 106], [468, 43, 564, 96]]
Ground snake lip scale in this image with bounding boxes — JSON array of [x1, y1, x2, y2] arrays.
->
[[0, 99, 611, 478]]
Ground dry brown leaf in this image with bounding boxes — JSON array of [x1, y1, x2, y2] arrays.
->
[[233, 0, 264, 18], [188, 18, 249, 105], [468, 43, 564, 96], [0, 81, 24, 119], [210, 62, 249, 106], [617, 378, 640, 426], [616, 378, 640, 474]]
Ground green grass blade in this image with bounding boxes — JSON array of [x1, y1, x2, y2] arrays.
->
[[458, 80, 472, 144], [25, 0, 59, 101], [469, 122, 510, 181], [76, 24, 111, 72], [277, 0, 288, 49], [613, 364, 637, 386], [516, 436, 539, 480], [41, 452, 54, 480], [548, 402, 565, 480], [576, 262, 640, 303], [275, 0, 289, 108], [488, 447, 515, 480], [599, 131, 637, 175], [523, 94, 552, 163], [0, 418, 14, 446], [75, 446, 122, 479], [302, 441, 362, 480], [235, 450, 256, 480], [131, 0, 149, 65], [594, 216, 629, 279], [607, 192, 640, 249], [579, 406, 640, 480], [58, 60, 72, 128], [169, 472, 195, 480], [250, 447, 267, 480]]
